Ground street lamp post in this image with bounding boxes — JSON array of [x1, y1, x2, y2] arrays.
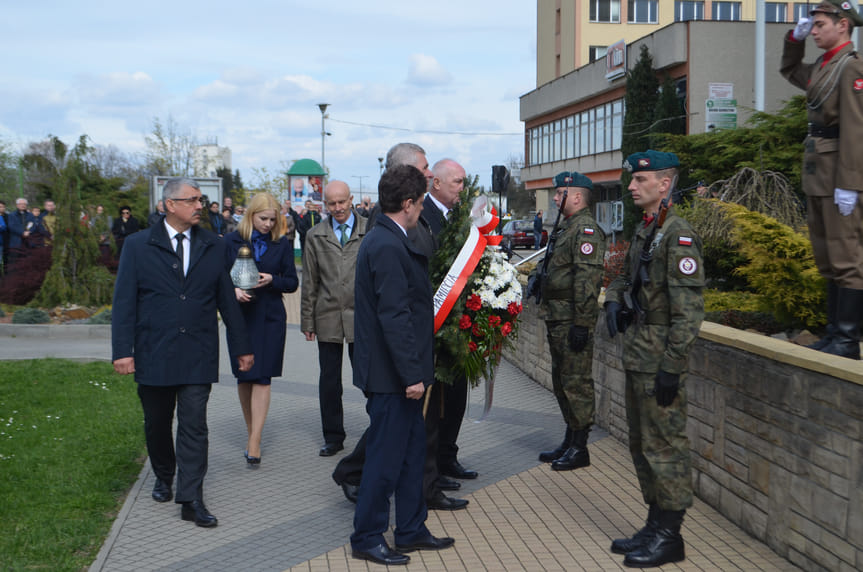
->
[[378, 157, 384, 176], [318, 103, 330, 176]]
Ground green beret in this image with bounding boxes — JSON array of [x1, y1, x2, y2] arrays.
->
[[553, 171, 593, 191], [623, 150, 680, 173], [810, 0, 863, 26]]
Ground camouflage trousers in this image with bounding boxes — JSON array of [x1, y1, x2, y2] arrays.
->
[[625, 370, 693, 511], [545, 321, 595, 431]]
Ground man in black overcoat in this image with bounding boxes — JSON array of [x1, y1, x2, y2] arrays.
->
[[112, 177, 253, 528]]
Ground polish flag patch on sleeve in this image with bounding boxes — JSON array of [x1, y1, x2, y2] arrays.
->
[[584, 228, 594, 235], [678, 236, 693, 246]]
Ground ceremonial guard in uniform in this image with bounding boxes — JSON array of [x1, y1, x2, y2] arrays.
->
[[536, 172, 606, 471], [605, 151, 704, 568], [781, 0, 863, 358]]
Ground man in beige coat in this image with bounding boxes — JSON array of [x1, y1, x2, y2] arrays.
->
[[302, 180, 368, 456]]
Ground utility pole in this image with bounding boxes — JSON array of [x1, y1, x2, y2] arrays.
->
[[352, 175, 367, 194]]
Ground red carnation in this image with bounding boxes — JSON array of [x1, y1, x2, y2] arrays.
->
[[468, 341, 478, 352], [488, 315, 501, 328], [472, 323, 483, 337], [501, 322, 513, 336], [466, 294, 482, 311], [459, 315, 472, 330], [508, 302, 522, 316]]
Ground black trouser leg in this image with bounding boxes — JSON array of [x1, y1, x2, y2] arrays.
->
[[318, 341, 347, 445], [437, 376, 467, 467]]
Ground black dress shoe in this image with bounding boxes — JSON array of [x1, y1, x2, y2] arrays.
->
[[426, 490, 469, 511], [341, 482, 359, 504], [396, 535, 455, 552], [151, 478, 172, 503], [437, 475, 461, 491], [319, 442, 344, 457], [180, 500, 218, 528], [439, 460, 478, 479], [351, 543, 410, 566]]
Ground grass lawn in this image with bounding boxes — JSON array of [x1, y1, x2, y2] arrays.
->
[[0, 359, 145, 571]]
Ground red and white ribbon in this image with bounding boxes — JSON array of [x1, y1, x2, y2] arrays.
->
[[433, 196, 502, 333]]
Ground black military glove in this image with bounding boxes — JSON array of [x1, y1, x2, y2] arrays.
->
[[654, 370, 680, 407], [568, 325, 589, 352], [605, 301, 622, 338]]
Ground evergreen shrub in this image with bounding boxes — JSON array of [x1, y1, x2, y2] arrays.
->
[[12, 308, 51, 324]]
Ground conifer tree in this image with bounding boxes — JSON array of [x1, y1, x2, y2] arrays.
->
[[621, 45, 660, 235], [35, 136, 114, 307]]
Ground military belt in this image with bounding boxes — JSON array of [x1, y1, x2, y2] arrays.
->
[[643, 311, 670, 326], [544, 289, 571, 300], [808, 123, 839, 138]]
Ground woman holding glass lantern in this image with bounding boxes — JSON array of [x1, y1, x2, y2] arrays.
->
[[225, 193, 299, 466]]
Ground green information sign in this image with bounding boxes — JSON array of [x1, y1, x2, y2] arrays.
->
[[705, 98, 737, 131]]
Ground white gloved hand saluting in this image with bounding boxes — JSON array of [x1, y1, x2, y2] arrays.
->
[[834, 188, 858, 216], [793, 17, 813, 41]]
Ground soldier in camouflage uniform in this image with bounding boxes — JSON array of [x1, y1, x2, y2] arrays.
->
[[605, 151, 704, 568], [780, 0, 863, 359], [537, 171, 606, 471]]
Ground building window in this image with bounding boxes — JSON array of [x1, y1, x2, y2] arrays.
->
[[611, 101, 624, 150], [589, 46, 608, 63], [675, 1, 704, 21], [793, 3, 809, 20], [765, 2, 787, 22], [590, 0, 621, 22], [566, 116, 576, 159], [712, 1, 740, 20], [595, 106, 607, 154], [628, 0, 658, 23]]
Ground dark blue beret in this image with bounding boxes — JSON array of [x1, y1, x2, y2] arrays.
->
[[553, 171, 593, 190], [623, 150, 680, 173]]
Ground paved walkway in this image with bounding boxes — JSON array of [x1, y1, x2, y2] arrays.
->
[[0, 290, 796, 571]]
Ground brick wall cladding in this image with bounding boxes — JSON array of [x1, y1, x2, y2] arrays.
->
[[504, 284, 863, 572]]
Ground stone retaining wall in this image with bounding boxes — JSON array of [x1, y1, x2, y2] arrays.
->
[[505, 289, 863, 572]]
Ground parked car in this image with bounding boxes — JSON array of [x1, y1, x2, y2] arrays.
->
[[502, 219, 548, 251]]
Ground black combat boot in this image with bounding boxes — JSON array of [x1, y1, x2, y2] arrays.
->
[[610, 504, 659, 554], [820, 287, 863, 360], [623, 509, 685, 568], [551, 427, 590, 471], [539, 427, 573, 462], [808, 281, 838, 350]]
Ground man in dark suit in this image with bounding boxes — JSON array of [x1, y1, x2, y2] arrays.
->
[[112, 177, 253, 528], [350, 164, 454, 566], [423, 159, 478, 493], [333, 144, 468, 511]]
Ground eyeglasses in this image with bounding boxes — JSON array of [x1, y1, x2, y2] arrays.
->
[[170, 196, 205, 205]]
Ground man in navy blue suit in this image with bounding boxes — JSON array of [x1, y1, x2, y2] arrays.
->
[[350, 165, 455, 566]]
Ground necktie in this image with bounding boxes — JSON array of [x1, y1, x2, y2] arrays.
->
[[338, 223, 348, 246], [174, 233, 185, 276]]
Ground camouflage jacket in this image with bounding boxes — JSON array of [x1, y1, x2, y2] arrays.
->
[[605, 208, 704, 373], [540, 207, 606, 326]]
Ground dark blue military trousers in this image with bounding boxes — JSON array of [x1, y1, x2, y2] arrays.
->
[[351, 392, 430, 551]]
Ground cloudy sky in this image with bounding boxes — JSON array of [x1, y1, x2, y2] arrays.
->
[[1, 1, 537, 195]]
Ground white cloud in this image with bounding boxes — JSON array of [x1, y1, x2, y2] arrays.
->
[[406, 54, 452, 87]]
